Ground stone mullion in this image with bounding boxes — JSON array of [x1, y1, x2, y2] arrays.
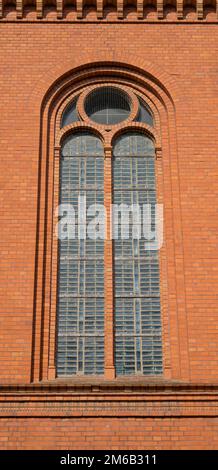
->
[[104, 145, 115, 379]]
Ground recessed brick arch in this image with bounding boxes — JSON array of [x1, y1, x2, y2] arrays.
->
[[27, 51, 180, 114], [31, 56, 190, 385]]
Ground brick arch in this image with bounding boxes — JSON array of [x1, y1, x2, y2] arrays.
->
[[31, 53, 190, 385], [27, 51, 180, 116], [110, 122, 159, 148], [58, 122, 105, 147]]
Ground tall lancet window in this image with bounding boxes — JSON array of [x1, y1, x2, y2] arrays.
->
[[113, 132, 162, 375], [56, 85, 162, 378], [57, 133, 105, 375]]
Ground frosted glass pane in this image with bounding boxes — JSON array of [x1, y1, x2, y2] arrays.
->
[[113, 132, 162, 376], [85, 87, 130, 125], [57, 133, 104, 376], [61, 97, 80, 128], [62, 133, 104, 157], [113, 132, 155, 157], [135, 98, 154, 127]]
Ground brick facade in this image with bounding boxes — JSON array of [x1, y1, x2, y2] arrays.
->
[[0, 5, 218, 449]]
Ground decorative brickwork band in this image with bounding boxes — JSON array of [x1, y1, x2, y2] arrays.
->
[[0, 0, 217, 20]]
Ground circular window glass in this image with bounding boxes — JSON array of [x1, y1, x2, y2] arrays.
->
[[85, 87, 131, 125]]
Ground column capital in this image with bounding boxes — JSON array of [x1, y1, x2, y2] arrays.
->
[[104, 145, 112, 158], [54, 146, 61, 157], [155, 147, 162, 159]]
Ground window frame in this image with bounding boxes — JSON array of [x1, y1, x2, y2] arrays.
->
[[57, 132, 105, 377], [31, 69, 186, 384], [54, 87, 162, 379]]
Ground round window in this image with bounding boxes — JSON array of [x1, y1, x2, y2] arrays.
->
[[84, 87, 131, 125]]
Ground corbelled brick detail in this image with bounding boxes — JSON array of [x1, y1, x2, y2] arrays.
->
[[0, 0, 218, 21]]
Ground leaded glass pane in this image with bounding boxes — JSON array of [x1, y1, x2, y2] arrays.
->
[[57, 133, 104, 376], [135, 98, 154, 127], [113, 132, 162, 376], [62, 133, 104, 157], [113, 132, 155, 157], [61, 97, 80, 128], [85, 87, 130, 125]]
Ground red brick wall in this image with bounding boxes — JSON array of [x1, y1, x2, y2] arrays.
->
[[0, 17, 218, 448], [0, 417, 218, 450]]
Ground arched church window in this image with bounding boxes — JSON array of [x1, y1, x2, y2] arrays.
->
[[56, 86, 162, 377]]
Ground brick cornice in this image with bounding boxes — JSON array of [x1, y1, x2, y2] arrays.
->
[[0, 382, 218, 417], [1, 381, 218, 394], [0, 1, 217, 21]]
